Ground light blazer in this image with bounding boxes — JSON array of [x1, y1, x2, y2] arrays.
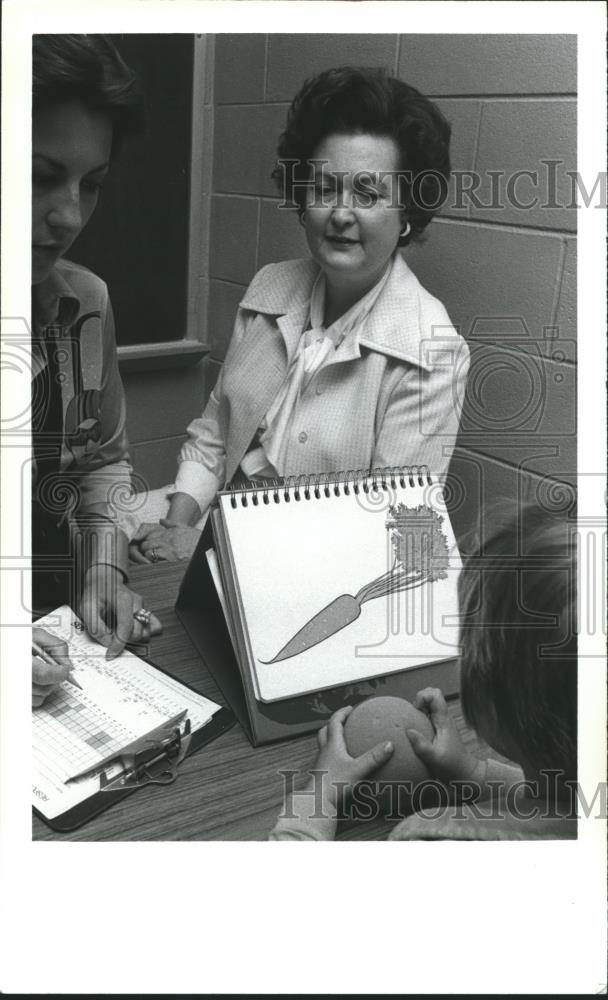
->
[[175, 254, 470, 513]]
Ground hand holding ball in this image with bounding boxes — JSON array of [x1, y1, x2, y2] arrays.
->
[[344, 696, 434, 783]]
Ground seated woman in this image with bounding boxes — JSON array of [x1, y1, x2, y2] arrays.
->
[[31, 35, 161, 704], [132, 66, 470, 564]]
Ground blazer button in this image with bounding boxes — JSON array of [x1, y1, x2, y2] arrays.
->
[[298, 431, 308, 444]]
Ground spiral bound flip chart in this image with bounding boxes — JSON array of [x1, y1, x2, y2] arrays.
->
[[211, 467, 462, 703]]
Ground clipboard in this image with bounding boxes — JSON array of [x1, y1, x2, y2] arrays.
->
[[33, 647, 235, 833]]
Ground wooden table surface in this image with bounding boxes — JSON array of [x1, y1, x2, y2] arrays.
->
[[33, 561, 489, 842]]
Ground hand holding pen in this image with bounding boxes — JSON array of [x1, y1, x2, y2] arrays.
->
[[32, 627, 81, 708]]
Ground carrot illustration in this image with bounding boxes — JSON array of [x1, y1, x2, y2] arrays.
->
[[263, 503, 450, 664]]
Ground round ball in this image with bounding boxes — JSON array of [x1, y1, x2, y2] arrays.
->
[[344, 696, 433, 783]]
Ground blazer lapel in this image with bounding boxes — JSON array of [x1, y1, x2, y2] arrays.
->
[[276, 300, 310, 364], [357, 255, 433, 370], [224, 298, 311, 483]]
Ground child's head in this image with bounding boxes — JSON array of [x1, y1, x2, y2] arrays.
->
[[458, 505, 577, 785]]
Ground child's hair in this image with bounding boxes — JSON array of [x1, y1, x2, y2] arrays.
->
[[33, 34, 143, 155], [458, 504, 577, 783]]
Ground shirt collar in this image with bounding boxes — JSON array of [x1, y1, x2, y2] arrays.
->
[[32, 264, 81, 335], [308, 259, 394, 350], [240, 253, 434, 371]]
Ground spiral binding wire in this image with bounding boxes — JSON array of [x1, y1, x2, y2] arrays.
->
[[227, 466, 432, 508]]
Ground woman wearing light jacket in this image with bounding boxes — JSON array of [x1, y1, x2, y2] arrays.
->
[[132, 66, 469, 563]]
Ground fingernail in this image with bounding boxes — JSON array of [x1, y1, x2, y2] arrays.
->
[[384, 741, 393, 752]]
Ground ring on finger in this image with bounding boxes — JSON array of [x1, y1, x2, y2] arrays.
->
[[133, 608, 152, 625], [150, 547, 161, 563]]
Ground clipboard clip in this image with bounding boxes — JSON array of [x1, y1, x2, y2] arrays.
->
[[99, 715, 192, 792]]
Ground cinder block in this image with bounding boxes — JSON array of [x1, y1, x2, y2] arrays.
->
[[210, 195, 259, 284], [556, 238, 577, 343], [213, 104, 287, 198], [215, 34, 267, 104], [434, 99, 481, 220], [447, 447, 522, 549], [266, 34, 398, 100], [208, 278, 248, 361], [397, 35, 576, 96], [403, 222, 571, 355], [474, 100, 577, 230], [461, 343, 576, 435], [130, 435, 187, 491], [457, 343, 576, 477], [258, 199, 310, 268], [447, 446, 575, 554], [123, 363, 207, 443]]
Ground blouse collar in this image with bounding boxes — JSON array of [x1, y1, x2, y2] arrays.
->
[[240, 253, 434, 371], [307, 258, 394, 350]]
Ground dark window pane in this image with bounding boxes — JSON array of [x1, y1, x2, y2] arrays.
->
[[67, 34, 194, 345]]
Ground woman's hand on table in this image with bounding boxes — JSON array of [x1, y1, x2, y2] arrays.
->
[[79, 564, 162, 659], [32, 627, 73, 707], [306, 706, 394, 809], [129, 520, 201, 563]]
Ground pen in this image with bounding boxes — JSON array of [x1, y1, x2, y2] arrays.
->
[[67, 710, 189, 783], [32, 640, 83, 691]]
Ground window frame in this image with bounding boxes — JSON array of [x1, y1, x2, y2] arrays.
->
[[117, 34, 212, 373]]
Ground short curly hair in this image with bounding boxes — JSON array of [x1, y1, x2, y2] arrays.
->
[[271, 66, 451, 247], [33, 34, 143, 155]]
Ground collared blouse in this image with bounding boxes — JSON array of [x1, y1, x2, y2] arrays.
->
[[175, 254, 470, 514], [241, 258, 394, 478], [31, 258, 132, 515]]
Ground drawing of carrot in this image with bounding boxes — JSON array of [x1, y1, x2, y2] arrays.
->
[[263, 503, 450, 664]]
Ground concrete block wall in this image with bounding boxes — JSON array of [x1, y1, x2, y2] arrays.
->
[[206, 33, 577, 544], [123, 363, 211, 492]]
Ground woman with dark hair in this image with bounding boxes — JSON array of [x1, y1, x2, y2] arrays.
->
[[133, 66, 469, 563], [31, 34, 161, 706]]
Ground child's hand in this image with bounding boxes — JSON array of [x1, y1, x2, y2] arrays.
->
[[306, 706, 394, 809], [406, 687, 484, 785]]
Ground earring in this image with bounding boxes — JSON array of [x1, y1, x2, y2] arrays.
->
[[400, 220, 411, 238]]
